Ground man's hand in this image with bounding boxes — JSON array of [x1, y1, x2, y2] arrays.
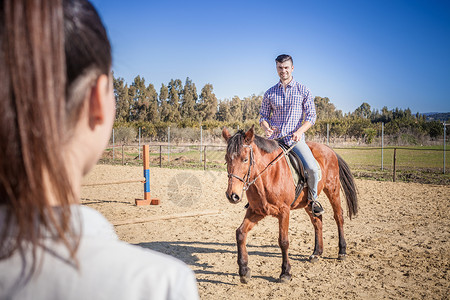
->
[[292, 121, 312, 142], [291, 129, 304, 142], [261, 121, 274, 137], [265, 128, 274, 137]]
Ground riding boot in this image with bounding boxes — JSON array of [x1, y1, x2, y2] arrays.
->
[[308, 190, 324, 217]]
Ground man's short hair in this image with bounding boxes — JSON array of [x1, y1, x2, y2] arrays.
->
[[275, 54, 293, 65]]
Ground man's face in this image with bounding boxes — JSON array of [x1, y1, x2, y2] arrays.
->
[[276, 60, 294, 82]]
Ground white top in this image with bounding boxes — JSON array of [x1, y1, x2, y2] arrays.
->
[[0, 205, 199, 300]]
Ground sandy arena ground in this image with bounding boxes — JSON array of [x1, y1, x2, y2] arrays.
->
[[81, 165, 449, 299]]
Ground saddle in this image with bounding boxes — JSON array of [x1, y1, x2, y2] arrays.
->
[[278, 141, 306, 206]]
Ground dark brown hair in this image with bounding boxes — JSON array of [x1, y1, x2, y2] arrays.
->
[[275, 54, 293, 65], [0, 0, 111, 273]]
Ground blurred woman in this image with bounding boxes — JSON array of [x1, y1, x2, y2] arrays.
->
[[0, 0, 198, 299]]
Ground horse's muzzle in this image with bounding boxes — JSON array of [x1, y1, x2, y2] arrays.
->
[[226, 192, 241, 204]]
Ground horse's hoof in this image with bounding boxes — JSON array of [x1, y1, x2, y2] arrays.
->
[[338, 254, 347, 261], [239, 269, 251, 284], [279, 273, 292, 283], [309, 255, 320, 263]]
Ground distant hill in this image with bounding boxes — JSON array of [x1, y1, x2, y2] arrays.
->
[[422, 112, 450, 122]]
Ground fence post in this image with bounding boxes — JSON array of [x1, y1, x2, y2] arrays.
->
[[444, 122, 446, 174], [326, 123, 330, 145], [138, 127, 141, 160], [122, 144, 124, 166], [168, 126, 170, 165], [159, 145, 162, 168], [393, 148, 397, 182], [112, 128, 115, 162], [204, 146, 207, 170], [200, 125, 203, 163], [381, 122, 384, 171]]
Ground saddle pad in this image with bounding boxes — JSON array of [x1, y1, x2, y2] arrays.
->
[[281, 147, 322, 186]]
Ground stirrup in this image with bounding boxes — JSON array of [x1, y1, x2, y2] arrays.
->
[[310, 200, 324, 217]]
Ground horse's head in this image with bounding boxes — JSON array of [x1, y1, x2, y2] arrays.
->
[[222, 126, 256, 204]]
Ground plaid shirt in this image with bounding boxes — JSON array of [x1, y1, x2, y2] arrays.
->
[[260, 78, 316, 145]]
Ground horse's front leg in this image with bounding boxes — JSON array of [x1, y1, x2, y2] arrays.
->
[[278, 206, 292, 282], [305, 209, 323, 262], [236, 210, 263, 284]]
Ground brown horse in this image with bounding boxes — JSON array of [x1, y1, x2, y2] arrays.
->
[[222, 126, 358, 283]]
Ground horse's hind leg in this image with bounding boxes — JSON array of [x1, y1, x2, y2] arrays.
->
[[277, 206, 292, 283], [324, 186, 347, 260], [236, 210, 263, 284]]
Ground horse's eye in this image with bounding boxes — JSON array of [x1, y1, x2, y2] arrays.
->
[[243, 158, 249, 163]]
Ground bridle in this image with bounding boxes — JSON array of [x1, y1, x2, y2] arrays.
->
[[227, 145, 255, 199], [227, 140, 297, 201]]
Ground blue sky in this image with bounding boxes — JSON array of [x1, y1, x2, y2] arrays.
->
[[91, 0, 450, 114]]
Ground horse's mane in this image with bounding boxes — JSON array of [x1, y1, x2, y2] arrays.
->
[[227, 130, 279, 155]]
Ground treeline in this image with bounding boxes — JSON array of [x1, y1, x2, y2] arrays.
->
[[113, 74, 446, 144], [114, 75, 261, 125], [311, 97, 445, 144]]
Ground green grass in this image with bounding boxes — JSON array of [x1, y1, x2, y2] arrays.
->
[[333, 146, 449, 185], [334, 146, 448, 170]]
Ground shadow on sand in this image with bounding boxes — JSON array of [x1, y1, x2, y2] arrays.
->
[[135, 240, 319, 284]]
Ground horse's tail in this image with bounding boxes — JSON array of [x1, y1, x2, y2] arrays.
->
[[336, 153, 358, 219]]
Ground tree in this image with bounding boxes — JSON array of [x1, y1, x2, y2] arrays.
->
[[197, 84, 218, 121], [130, 75, 152, 121], [159, 84, 170, 122], [347, 117, 372, 137], [113, 75, 130, 122], [180, 77, 198, 120], [159, 83, 168, 104], [364, 127, 377, 144], [146, 83, 159, 122], [315, 96, 341, 120], [229, 96, 243, 122], [354, 102, 371, 119], [423, 121, 443, 138], [127, 85, 136, 121], [216, 100, 231, 122], [381, 106, 392, 122], [168, 79, 183, 100], [167, 84, 181, 122], [242, 95, 262, 121]]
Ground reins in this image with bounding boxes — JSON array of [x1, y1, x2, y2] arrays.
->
[[227, 135, 298, 201]]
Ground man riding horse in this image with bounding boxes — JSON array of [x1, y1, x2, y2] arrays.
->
[[260, 54, 324, 217]]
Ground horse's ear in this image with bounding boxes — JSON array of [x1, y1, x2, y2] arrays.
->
[[244, 125, 255, 144], [222, 127, 231, 142]]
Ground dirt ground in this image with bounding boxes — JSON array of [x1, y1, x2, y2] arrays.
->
[[81, 164, 449, 299]]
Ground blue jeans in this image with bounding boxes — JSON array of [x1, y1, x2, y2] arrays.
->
[[292, 139, 319, 200]]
